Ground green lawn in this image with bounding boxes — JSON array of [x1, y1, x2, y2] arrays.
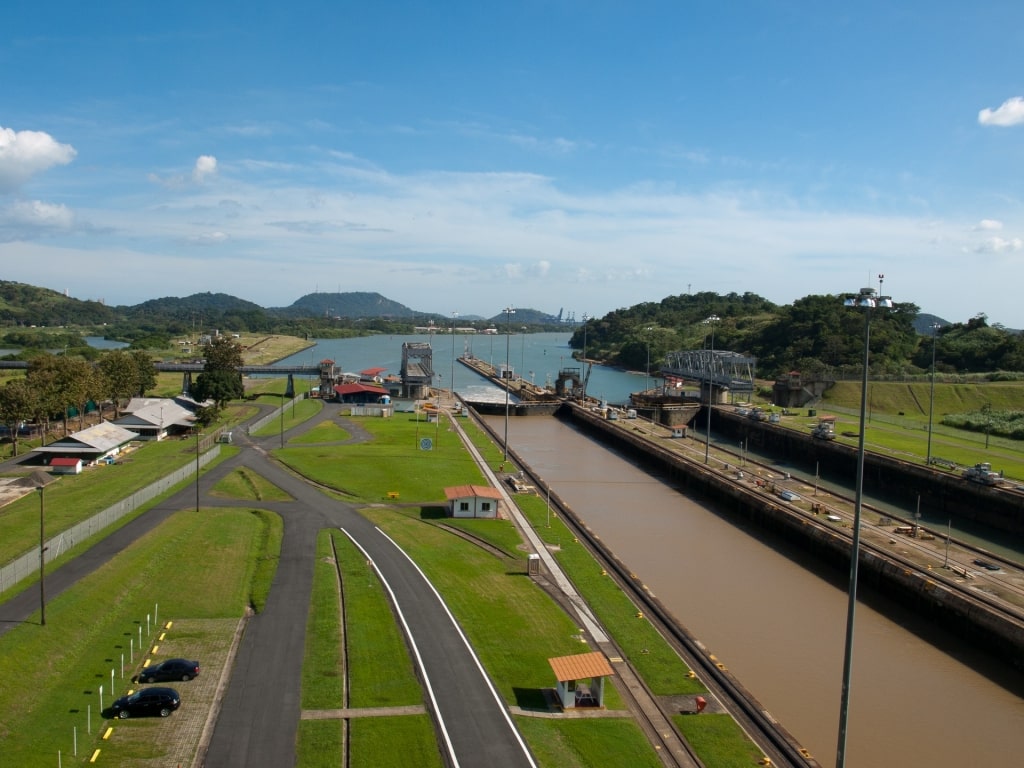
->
[[0, 438, 226, 565], [0, 507, 278, 767], [276, 413, 487, 503]]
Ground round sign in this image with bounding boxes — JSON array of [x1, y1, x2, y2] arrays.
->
[[420, 437, 433, 451]]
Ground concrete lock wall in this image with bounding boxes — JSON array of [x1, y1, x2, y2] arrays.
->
[[557, 403, 1024, 674]]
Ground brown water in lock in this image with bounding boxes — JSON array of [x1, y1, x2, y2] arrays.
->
[[490, 415, 1024, 767]]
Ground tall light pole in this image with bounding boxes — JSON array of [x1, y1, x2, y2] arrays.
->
[[520, 326, 527, 383], [451, 311, 458, 403], [38, 485, 46, 626], [581, 313, 590, 402], [926, 322, 940, 466], [836, 282, 892, 768], [503, 306, 515, 462], [195, 429, 202, 514], [645, 326, 654, 392], [703, 315, 720, 464]]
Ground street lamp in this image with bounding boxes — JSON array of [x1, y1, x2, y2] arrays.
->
[[38, 485, 46, 626], [195, 429, 202, 514], [451, 311, 458, 403], [521, 326, 527, 384], [926, 322, 940, 466], [703, 315, 720, 464], [836, 281, 892, 768], [645, 326, 654, 393], [503, 306, 515, 462], [581, 313, 590, 401]]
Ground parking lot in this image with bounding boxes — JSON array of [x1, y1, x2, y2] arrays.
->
[[100, 617, 243, 767]]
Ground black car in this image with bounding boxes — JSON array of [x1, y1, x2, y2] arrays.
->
[[132, 658, 200, 683], [973, 559, 1001, 572], [110, 687, 181, 719]]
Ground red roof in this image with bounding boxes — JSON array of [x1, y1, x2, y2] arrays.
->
[[51, 457, 82, 466], [444, 485, 503, 500], [360, 366, 387, 376], [334, 382, 388, 395]]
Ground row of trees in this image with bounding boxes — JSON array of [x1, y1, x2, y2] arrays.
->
[[0, 350, 157, 457]]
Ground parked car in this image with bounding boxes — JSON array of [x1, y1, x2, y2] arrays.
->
[[110, 687, 181, 719], [133, 658, 200, 683], [973, 559, 1001, 572]]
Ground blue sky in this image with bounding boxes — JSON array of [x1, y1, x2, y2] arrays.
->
[[2, 1, 1023, 325]]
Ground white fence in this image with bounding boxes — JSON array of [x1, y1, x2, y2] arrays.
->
[[0, 445, 221, 596]]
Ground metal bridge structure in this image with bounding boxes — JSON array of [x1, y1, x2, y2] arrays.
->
[[400, 342, 434, 398], [660, 349, 756, 400]]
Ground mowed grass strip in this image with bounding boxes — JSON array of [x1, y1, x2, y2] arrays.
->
[[276, 414, 487, 502], [350, 715, 444, 768], [211, 467, 294, 502], [333, 529, 423, 709], [290, 419, 353, 444], [250, 396, 324, 438], [297, 719, 344, 768], [515, 717, 664, 768], [672, 712, 767, 767], [302, 531, 345, 710], [0, 507, 277, 768]]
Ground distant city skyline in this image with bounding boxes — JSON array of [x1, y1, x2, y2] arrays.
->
[[2, 2, 1022, 325]]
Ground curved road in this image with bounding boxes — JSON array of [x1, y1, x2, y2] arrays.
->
[[1, 405, 537, 768]]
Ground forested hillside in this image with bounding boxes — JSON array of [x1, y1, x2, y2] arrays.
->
[[571, 291, 1024, 379]]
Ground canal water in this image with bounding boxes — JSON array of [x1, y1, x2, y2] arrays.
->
[[279, 333, 1024, 766]]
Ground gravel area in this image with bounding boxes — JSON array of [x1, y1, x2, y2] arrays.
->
[[98, 617, 243, 768]]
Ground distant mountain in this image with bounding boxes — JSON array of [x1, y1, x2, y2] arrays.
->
[[485, 307, 566, 326], [128, 292, 266, 318], [273, 292, 421, 319]]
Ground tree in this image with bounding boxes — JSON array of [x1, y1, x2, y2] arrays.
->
[[192, 336, 244, 408], [131, 349, 158, 396], [0, 378, 36, 457], [25, 355, 62, 444], [98, 350, 138, 417]]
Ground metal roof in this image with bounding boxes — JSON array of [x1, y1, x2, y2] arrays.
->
[[548, 651, 615, 682]]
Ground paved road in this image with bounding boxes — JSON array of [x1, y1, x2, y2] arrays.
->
[[2, 404, 538, 768]]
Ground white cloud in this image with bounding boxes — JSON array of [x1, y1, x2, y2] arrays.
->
[[192, 155, 218, 182], [978, 97, 1024, 127], [183, 231, 229, 245], [975, 219, 1002, 231], [0, 126, 76, 193], [975, 236, 1023, 254]]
